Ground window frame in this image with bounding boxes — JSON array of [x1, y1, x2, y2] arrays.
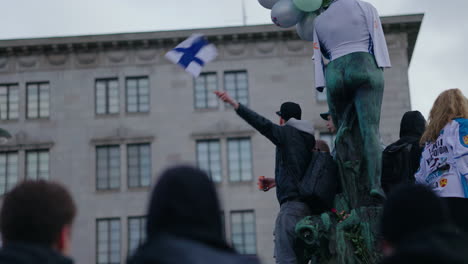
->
[[196, 139, 222, 182], [127, 216, 146, 255], [25, 149, 50, 180], [227, 137, 253, 182], [193, 72, 218, 110], [0, 151, 19, 196], [95, 78, 120, 115], [96, 218, 121, 264], [125, 76, 150, 113], [126, 143, 151, 188], [26, 82, 50, 119], [230, 210, 257, 255], [0, 83, 19, 121], [223, 70, 249, 106], [95, 145, 121, 191]]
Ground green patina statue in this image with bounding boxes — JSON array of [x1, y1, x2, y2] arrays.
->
[[295, 0, 392, 262]]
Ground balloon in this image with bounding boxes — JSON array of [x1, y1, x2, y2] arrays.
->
[[293, 0, 323, 12], [258, 0, 280, 9], [271, 0, 304, 28], [296, 12, 318, 41]]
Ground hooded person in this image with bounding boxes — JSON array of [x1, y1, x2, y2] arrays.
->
[[214, 91, 315, 264], [127, 166, 260, 264], [381, 111, 426, 194]]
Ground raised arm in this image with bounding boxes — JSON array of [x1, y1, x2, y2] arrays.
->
[[214, 91, 284, 145]]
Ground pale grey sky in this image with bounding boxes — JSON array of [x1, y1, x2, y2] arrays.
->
[[0, 0, 467, 117]]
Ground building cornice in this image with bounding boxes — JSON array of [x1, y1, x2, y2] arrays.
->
[[0, 13, 423, 70]]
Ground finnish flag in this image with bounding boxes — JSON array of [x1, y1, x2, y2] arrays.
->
[[165, 34, 218, 77]]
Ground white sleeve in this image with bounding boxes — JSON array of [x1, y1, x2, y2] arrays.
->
[[313, 27, 326, 91]]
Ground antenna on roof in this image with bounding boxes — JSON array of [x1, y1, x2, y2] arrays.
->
[[242, 0, 247, 26]]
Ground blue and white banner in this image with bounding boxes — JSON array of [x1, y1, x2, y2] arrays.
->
[[165, 34, 218, 77]]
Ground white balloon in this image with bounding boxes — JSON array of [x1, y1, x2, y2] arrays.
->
[[258, 0, 280, 9], [271, 0, 304, 28], [296, 12, 318, 41]]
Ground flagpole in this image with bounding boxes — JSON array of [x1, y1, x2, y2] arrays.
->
[[242, 0, 247, 26]]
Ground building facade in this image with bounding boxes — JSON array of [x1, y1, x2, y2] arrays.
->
[[0, 14, 423, 264]]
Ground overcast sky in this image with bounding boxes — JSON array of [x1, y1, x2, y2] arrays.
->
[[0, 0, 467, 117]]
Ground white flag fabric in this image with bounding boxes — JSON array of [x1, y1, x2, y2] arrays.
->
[[165, 34, 218, 77]]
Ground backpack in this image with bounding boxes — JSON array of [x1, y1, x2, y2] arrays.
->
[[381, 141, 414, 195], [295, 151, 338, 213]]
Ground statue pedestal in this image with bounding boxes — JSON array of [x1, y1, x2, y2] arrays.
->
[[296, 197, 383, 264]]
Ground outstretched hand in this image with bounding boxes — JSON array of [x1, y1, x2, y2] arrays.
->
[[214, 91, 239, 109]]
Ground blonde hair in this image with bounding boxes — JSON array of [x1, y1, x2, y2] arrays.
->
[[420, 88, 468, 144]]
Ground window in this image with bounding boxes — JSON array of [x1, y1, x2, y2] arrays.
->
[[319, 133, 336, 151], [316, 89, 327, 102], [127, 144, 151, 188], [231, 211, 256, 255], [128, 216, 146, 255], [196, 140, 222, 182], [194, 73, 218, 109], [0, 84, 19, 120], [224, 71, 248, 105], [27, 82, 50, 119], [0, 152, 18, 195], [126, 77, 149, 113], [26, 150, 49, 180], [228, 138, 252, 182], [97, 218, 121, 264], [96, 146, 120, 190], [96, 79, 119, 115]]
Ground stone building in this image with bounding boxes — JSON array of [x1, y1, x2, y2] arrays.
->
[[0, 14, 423, 264]]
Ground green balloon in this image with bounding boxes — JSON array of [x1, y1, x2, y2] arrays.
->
[[293, 0, 323, 12]]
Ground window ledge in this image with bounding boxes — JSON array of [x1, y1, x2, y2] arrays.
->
[[127, 186, 151, 191], [125, 111, 150, 117], [95, 113, 120, 119], [96, 189, 121, 193]]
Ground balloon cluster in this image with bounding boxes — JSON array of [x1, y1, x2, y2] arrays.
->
[[258, 0, 324, 41]]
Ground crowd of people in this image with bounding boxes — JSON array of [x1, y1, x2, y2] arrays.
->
[[1, 88, 465, 264]]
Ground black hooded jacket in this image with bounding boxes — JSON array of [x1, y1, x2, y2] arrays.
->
[[0, 242, 73, 264], [235, 104, 316, 205], [127, 166, 260, 264], [396, 111, 426, 174], [382, 111, 426, 193]]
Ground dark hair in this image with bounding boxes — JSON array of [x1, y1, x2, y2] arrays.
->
[[381, 184, 450, 245], [146, 165, 230, 250], [0, 180, 77, 246]]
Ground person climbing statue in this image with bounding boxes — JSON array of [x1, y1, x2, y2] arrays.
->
[[313, 0, 391, 198]]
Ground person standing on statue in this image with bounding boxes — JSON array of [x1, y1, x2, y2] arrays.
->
[[214, 91, 315, 264], [313, 0, 391, 198]]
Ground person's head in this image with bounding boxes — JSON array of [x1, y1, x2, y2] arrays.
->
[[399, 110, 426, 139], [313, 139, 330, 153], [380, 184, 450, 256], [146, 165, 228, 250], [276, 102, 302, 125], [320, 112, 336, 134], [0, 180, 77, 254], [420, 88, 468, 144]]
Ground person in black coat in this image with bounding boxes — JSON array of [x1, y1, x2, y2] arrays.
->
[[127, 166, 261, 264], [381, 110, 426, 194]]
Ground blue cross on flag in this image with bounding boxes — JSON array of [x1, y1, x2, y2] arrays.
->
[[165, 34, 218, 77]]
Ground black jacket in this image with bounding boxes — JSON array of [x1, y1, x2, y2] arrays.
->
[[128, 166, 261, 264], [236, 104, 315, 204], [128, 234, 260, 264], [397, 110, 426, 172], [0, 242, 73, 264], [382, 111, 426, 193]]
